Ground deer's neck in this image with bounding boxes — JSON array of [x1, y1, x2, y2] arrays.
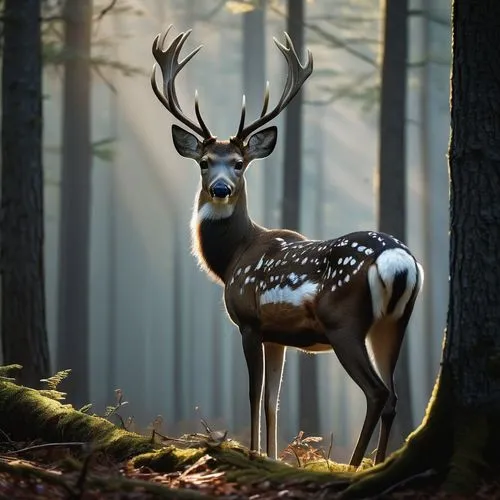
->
[[191, 183, 260, 284]]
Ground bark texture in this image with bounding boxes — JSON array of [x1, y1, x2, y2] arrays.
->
[[57, 0, 93, 407], [444, 0, 500, 408], [1, 0, 50, 387]]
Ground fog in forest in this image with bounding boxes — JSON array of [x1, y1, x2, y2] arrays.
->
[[32, 0, 451, 463]]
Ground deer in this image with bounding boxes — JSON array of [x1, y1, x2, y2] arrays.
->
[[150, 26, 424, 467]]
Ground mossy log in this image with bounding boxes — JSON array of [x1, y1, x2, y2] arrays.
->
[[0, 380, 353, 489], [0, 380, 157, 460]]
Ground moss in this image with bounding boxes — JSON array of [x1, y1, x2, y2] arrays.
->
[[0, 380, 156, 460], [132, 446, 206, 472], [302, 459, 356, 474], [209, 446, 350, 485]]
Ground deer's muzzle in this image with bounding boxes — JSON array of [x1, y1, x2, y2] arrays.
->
[[210, 181, 232, 199]]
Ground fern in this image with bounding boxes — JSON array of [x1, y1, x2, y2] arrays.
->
[[79, 403, 93, 414], [38, 369, 71, 401], [40, 369, 71, 390]]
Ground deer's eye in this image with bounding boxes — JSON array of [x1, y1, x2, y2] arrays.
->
[[199, 159, 208, 170], [235, 160, 244, 171]]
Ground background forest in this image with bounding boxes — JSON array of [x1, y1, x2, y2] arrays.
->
[[1, 0, 451, 465]]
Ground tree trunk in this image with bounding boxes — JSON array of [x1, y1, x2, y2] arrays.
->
[[56, 0, 93, 407], [377, 0, 413, 446], [1, 0, 51, 387], [341, 1, 500, 497], [281, 0, 320, 436]]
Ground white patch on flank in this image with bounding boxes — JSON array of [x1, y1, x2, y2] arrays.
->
[[196, 201, 235, 222], [244, 265, 251, 273], [368, 248, 419, 319], [260, 281, 318, 306]]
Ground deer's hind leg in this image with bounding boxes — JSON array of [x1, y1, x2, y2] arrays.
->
[[367, 294, 420, 464], [323, 313, 390, 468]]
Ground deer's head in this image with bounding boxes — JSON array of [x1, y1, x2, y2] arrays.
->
[[151, 26, 313, 205]]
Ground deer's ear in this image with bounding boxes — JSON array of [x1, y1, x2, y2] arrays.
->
[[172, 124, 202, 159], [246, 126, 277, 162]]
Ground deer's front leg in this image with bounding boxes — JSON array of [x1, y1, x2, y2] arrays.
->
[[241, 326, 264, 454], [264, 342, 286, 460]]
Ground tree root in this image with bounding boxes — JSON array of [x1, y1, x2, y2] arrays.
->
[[444, 411, 489, 493], [338, 374, 453, 499]]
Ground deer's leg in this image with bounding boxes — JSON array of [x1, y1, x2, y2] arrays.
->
[[263, 342, 286, 460], [241, 326, 264, 454], [370, 299, 419, 464], [365, 319, 402, 464], [325, 325, 389, 468]]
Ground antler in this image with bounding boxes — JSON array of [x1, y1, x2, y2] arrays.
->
[[151, 26, 214, 140], [234, 32, 313, 142]]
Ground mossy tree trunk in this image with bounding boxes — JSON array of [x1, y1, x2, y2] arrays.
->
[[341, 1, 500, 497]]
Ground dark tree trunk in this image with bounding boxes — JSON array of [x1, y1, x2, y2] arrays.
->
[[1, 0, 51, 387], [281, 0, 319, 436], [445, 1, 500, 409], [341, 1, 500, 497], [377, 0, 413, 444], [243, 2, 266, 124], [56, 0, 92, 407]]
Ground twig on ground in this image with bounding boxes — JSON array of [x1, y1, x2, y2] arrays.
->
[[7, 442, 86, 455]]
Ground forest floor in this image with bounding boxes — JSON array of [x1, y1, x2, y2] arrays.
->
[[1, 437, 499, 499]]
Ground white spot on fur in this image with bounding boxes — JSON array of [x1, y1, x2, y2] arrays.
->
[[260, 281, 318, 306]]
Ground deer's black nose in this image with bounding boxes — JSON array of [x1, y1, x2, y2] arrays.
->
[[210, 181, 232, 198]]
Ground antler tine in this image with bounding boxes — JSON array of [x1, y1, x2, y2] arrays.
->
[[236, 33, 313, 141], [194, 90, 212, 139], [150, 27, 213, 139], [236, 95, 246, 138], [260, 82, 270, 118]]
